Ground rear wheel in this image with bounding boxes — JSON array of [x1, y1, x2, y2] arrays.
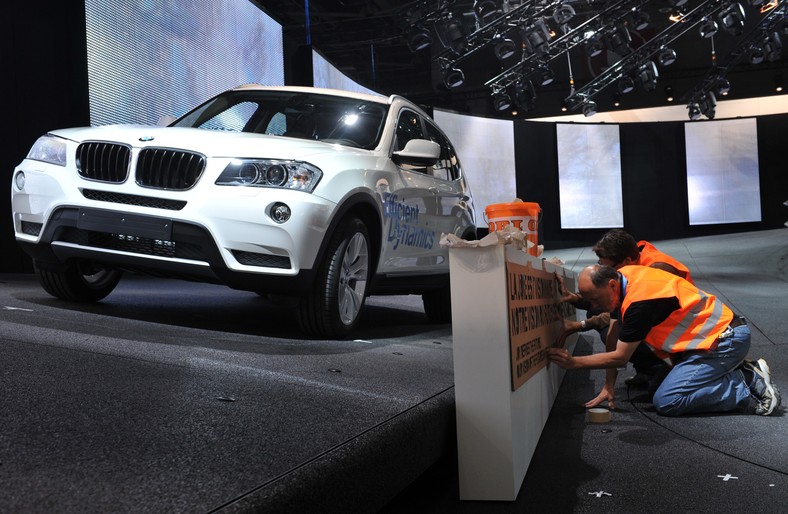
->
[[298, 218, 371, 338], [34, 260, 122, 302], [422, 283, 452, 323]]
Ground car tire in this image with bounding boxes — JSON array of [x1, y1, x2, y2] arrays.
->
[[298, 218, 371, 338], [34, 260, 122, 302], [422, 284, 452, 323]]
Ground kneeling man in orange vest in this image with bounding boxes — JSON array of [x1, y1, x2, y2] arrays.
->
[[549, 264, 781, 416]]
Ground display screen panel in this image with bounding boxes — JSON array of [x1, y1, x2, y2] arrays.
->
[[556, 123, 624, 229], [433, 110, 516, 228], [85, 0, 284, 126], [312, 51, 383, 97], [685, 118, 761, 225]]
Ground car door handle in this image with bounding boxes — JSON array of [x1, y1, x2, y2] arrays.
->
[[428, 187, 440, 195]]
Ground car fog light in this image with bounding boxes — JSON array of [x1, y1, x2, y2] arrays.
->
[[271, 202, 291, 224], [14, 171, 26, 190]]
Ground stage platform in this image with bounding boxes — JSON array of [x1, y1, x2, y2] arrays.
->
[[0, 229, 785, 512]]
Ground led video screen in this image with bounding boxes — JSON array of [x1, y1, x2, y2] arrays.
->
[[556, 123, 624, 229], [312, 51, 382, 96], [685, 118, 761, 225], [433, 110, 516, 228], [85, 0, 284, 126]]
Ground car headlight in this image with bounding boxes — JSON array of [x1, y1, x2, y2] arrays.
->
[[26, 134, 68, 166], [216, 159, 322, 192]]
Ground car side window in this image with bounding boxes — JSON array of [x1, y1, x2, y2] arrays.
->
[[394, 110, 425, 152], [424, 121, 461, 181]]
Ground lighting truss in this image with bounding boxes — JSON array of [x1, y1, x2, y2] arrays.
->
[[432, 0, 564, 65], [483, 0, 641, 92], [681, 1, 787, 111], [563, 0, 736, 113]]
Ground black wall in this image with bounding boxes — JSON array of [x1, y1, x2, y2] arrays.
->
[[3, 0, 89, 272], [516, 115, 788, 250]]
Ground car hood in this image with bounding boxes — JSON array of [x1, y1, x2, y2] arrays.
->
[[50, 125, 366, 160]]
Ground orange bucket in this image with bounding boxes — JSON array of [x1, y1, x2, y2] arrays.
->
[[485, 201, 541, 256]]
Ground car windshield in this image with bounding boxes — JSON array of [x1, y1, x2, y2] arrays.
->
[[172, 90, 389, 150]]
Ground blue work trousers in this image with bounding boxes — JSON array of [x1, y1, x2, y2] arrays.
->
[[652, 325, 752, 416]]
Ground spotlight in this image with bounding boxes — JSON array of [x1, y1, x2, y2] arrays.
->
[[717, 78, 731, 96], [586, 34, 604, 57], [493, 90, 512, 112], [749, 45, 765, 64], [583, 101, 598, 117], [442, 66, 465, 89], [698, 91, 716, 119], [538, 66, 555, 86], [698, 18, 718, 39], [763, 31, 782, 62], [665, 86, 674, 102], [632, 10, 650, 31], [613, 92, 621, 107], [718, 3, 746, 36], [406, 26, 432, 52], [619, 75, 635, 94], [513, 80, 536, 111], [560, 98, 569, 112], [688, 102, 702, 120], [605, 24, 632, 56], [474, 0, 500, 24], [493, 36, 517, 61], [776, 76, 784, 92], [521, 19, 551, 57], [658, 47, 677, 66], [636, 61, 659, 92], [437, 15, 468, 54], [553, 3, 575, 25]]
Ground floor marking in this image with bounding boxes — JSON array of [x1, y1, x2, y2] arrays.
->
[[588, 491, 612, 497], [3, 306, 33, 312], [717, 474, 739, 481]]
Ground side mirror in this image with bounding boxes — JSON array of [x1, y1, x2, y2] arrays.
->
[[392, 139, 440, 167]]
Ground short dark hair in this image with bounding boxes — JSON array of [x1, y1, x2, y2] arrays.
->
[[589, 265, 620, 288], [592, 229, 639, 265]]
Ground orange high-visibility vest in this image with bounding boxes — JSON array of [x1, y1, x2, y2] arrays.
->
[[620, 265, 732, 356], [637, 240, 694, 284]]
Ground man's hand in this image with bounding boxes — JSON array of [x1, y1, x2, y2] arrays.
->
[[548, 347, 576, 369], [585, 384, 616, 410], [553, 318, 580, 348], [554, 273, 580, 304]]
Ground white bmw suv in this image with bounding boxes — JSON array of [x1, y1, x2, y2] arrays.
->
[[11, 85, 476, 337]]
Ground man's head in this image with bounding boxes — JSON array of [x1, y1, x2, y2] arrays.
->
[[578, 264, 621, 312], [592, 229, 640, 268]]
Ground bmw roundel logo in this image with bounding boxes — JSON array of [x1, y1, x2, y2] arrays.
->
[[139, 136, 155, 142]]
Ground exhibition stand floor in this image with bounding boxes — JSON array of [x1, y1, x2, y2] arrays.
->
[[0, 229, 785, 512]]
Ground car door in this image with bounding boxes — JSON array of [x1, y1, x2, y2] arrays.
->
[[379, 109, 472, 274]]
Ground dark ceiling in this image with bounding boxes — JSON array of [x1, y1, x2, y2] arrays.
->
[[258, 0, 787, 120]]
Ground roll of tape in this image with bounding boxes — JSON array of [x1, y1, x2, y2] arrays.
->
[[588, 408, 611, 424]]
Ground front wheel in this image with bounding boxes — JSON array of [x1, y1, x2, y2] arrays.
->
[[34, 260, 122, 302], [298, 218, 371, 338]]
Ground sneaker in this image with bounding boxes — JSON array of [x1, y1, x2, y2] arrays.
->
[[741, 359, 781, 416], [624, 372, 651, 387]]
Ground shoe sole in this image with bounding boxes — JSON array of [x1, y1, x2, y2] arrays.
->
[[754, 358, 780, 415]]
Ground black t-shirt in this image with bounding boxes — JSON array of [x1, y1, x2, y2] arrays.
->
[[617, 297, 681, 343]]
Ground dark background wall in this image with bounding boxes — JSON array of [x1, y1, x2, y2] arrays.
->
[[2, 1, 785, 272], [3, 0, 89, 272], [516, 115, 788, 250]]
